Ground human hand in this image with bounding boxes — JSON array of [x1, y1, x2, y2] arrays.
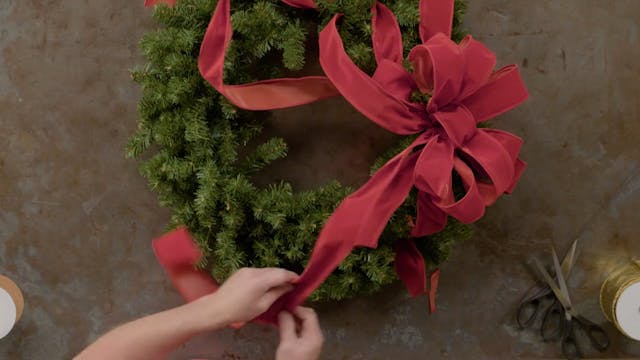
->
[[200, 267, 298, 326], [276, 307, 324, 360]]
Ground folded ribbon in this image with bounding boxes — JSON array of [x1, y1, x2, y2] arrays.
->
[[147, 0, 528, 324]]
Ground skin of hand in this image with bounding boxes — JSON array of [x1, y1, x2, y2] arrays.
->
[[76, 267, 299, 360], [276, 307, 324, 360], [206, 267, 299, 326]]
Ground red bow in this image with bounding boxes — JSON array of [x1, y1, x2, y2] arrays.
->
[[146, 0, 528, 324], [316, 1, 528, 300]]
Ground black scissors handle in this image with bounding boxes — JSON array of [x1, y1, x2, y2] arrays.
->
[[561, 316, 610, 359], [541, 298, 566, 342], [561, 320, 583, 360], [517, 286, 552, 328], [574, 315, 610, 352]]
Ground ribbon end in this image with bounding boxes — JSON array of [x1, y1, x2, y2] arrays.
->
[[428, 268, 440, 314], [394, 238, 428, 297], [152, 227, 220, 303], [144, 0, 177, 8]]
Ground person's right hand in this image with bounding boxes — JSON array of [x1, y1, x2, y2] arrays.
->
[[276, 307, 324, 360], [199, 267, 299, 326]]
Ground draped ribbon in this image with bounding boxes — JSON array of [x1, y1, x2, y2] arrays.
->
[[197, 0, 338, 110], [145, 0, 528, 324]]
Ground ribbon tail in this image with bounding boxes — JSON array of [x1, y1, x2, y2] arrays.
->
[[412, 191, 448, 237], [258, 147, 423, 324], [197, 0, 338, 111], [144, 0, 176, 7], [428, 268, 440, 313], [153, 228, 249, 328], [393, 238, 441, 314], [394, 238, 427, 297], [152, 227, 219, 302]]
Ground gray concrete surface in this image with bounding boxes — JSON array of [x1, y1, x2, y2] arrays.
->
[[1, 0, 640, 359]]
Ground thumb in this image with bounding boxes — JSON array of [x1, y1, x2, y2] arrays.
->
[[278, 311, 297, 342]]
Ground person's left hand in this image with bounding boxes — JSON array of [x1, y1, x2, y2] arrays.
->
[[276, 307, 324, 360], [196, 267, 299, 327]]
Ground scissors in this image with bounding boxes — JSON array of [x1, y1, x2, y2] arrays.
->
[[516, 240, 578, 336], [533, 245, 610, 359]]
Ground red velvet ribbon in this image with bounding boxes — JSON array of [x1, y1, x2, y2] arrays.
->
[[145, 0, 528, 324], [153, 227, 219, 302], [144, 0, 176, 7], [197, 0, 339, 110]]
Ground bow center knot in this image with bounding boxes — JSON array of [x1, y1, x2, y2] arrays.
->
[[428, 103, 477, 148]]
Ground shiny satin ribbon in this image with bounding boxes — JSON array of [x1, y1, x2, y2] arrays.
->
[[146, 0, 528, 324]]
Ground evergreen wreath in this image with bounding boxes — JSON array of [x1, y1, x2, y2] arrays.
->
[[128, 0, 472, 302]]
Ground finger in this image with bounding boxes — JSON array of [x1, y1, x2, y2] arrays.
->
[[293, 307, 323, 340], [259, 268, 299, 288], [278, 311, 298, 342], [262, 284, 294, 307]]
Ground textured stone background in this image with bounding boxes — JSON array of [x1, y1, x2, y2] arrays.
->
[[1, 0, 639, 359]]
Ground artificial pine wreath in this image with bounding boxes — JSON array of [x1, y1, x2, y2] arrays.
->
[[128, 0, 472, 302]]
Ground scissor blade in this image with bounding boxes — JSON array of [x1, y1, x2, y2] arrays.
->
[[560, 240, 578, 279], [532, 257, 572, 310], [552, 246, 573, 308]]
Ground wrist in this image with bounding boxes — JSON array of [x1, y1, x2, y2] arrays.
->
[[183, 293, 233, 331]]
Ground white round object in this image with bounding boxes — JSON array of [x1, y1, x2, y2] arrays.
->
[[0, 288, 17, 339], [615, 281, 640, 341]]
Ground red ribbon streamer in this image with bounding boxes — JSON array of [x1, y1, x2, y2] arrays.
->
[[146, 0, 528, 324], [144, 0, 176, 7], [153, 227, 219, 302]]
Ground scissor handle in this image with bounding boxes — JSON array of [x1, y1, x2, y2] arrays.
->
[[561, 320, 583, 360], [517, 297, 542, 328], [575, 315, 610, 352], [541, 299, 565, 341], [517, 286, 552, 329]]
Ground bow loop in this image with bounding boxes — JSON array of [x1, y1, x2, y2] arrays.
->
[[319, 15, 428, 135], [461, 65, 529, 123], [419, 0, 454, 42], [437, 158, 486, 223], [372, 59, 418, 102], [409, 37, 465, 107], [372, 2, 404, 65], [456, 36, 497, 100]]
